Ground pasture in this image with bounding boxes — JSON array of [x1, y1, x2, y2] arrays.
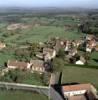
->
[[0, 90, 48, 100], [62, 66, 98, 89]]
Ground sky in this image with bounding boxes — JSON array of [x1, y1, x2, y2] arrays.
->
[[0, 0, 98, 8]]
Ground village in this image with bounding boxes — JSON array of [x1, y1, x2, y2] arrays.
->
[[0, 34, 98, 72], [0, 7, 98, 99], [0, 33, 98, 100]]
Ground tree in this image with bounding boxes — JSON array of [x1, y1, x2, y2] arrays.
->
[[15, 48, 31, 62], [0, 69, 22, 83], [78, 21, 90, 33], [41, 72, 50, 86], [52, 58, 65, 72], [84, 52, 90, 64], [28, 43, 40, 52], [57, 49, 65, 59]]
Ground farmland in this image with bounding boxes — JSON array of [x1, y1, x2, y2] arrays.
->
[[0, 90, 48, 100], [62, 66, 98, 89], [0, 16, 82, 44]]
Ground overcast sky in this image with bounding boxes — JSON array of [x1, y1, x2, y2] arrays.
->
[[0, 0, 98, 8]]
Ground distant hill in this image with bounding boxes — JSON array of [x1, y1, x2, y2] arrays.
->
[[0, 7, 98, 14]]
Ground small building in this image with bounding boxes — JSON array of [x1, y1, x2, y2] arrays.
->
[[64, 40, 72, 53], [7, 60, 30, 70], [86, 44, 93, 53], [95, 45, 98, 52], [74, 40, 84, 48], [54, 38, 66, 53], [36, 53, 44, 59], [75, 56, 86, 65], [0, 42, 6, 50], [95, 42, 98, 52], [75, 60, 85, 65], [69, 49, 78, 57], [86, 35, 95, 41], [62, 83, 98, 100], [86, 39, 96, 53], [43, 48, 56, 61], [30, 60, 45, 73]]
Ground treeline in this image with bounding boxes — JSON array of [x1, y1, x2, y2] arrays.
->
[[78, 13, 98, 35]]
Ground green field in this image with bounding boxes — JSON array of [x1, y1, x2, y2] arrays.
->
[[89, 51, 98, 66], [1, 26, 82, 43], [62, 66, 98, 89], [0, 90, 48, 100]]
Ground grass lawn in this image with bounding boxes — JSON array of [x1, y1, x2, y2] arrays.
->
[[0, 51, 14, 66], [62, 66, 98, 89], [0, 70, 45, 86], [89, 51, 98, 66], [3, 26, 84, 43], [0, 90, 48, 100]]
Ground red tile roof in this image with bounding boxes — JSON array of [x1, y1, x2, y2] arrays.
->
[[62, 83, 92, 92], [7, 60, 28, 69]]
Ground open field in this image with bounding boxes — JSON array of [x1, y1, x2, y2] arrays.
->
[[62, 66, 98, 89], [0, 90, 48, 100], [1, 26, 82, 43], [0, 14, 82, 44]]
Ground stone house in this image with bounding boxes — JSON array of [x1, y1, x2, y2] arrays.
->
[[86, 35, 95, 41], [43, 48, 56, 61], [69, 49, 78, 57], [95, 45, 98, 52], [62, 83, 98, 100], [54, 38, 66, 53], [64, 40, 72, 52], [86, 39, 96, 53], [7, 60, 30, 70], [0, 42, 6, 50], [30, 60, 45, 73], [75, 56, 86, 65]]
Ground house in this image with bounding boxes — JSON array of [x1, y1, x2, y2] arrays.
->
[[0, 42, 6, 50], [95, 45, 98, 52], [30, 60, 45, 73], [95, 42, 98, 52], [36, 53, 43, 59], [36, 47, 56, 61], [62, 83, 98, 100], [86, 39, 96, 52], [7, 60, 30, 70], [64, 40, 72, 53], [75, 56, 86, 65], [86, 35, 95, 41], [86, 44, 93, 53], [43, 48, 56, 61], [54, 38, 66, 52], [69, 49, 78, 57], [89, 39, 96, 48], [74, 40, 84, 48]]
